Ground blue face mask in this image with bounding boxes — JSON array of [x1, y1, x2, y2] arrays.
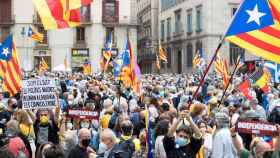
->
[[159, 91, 165, 97], [175, 137, 189, 147]]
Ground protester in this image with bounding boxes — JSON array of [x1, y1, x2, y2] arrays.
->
[[67, 128, 95, 158]]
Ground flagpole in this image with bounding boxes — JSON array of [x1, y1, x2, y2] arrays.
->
[[218, 56, 241, 107], [188, 0, 246, 105]]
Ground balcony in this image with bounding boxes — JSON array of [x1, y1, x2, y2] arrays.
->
[[139, 52, 156, 61], [0, 15, 15, 26]]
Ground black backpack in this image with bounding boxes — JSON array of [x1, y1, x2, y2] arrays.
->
[[109, 138, 135, 158]]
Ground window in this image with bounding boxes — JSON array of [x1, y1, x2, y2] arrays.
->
[[161, 20, 165, 41], [187, 43, 193, 67], [167, 47, 171, 68], [167, 18, 171, 38], [232, 7, 237, 16], [102, 0, 119, 23], [230, 43, 245, 65], [195, 41, 202, 55], [230, 7, 244, 65], [80, 5, 91, 22], [187, 9, 192, 34], [161, 0, 176, 11], [76, 27, 85, 42], [0, 0, 12, 23], [175, 10, 181, 34], [196, 6, 202, 32]]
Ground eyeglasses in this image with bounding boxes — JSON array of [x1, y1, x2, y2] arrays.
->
[[40, 114, 48, 116], [178, 135, 188, 139]]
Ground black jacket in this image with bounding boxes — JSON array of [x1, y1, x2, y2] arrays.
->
[[163, 135, 202, 158]]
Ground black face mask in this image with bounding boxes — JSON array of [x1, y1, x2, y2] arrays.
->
[[81, 139, 91, 147], [12, 104, 17, 109]]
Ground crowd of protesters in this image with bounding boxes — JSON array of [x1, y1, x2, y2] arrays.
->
[[0, 71, 280, 158]]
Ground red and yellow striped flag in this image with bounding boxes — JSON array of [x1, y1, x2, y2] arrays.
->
[[225, 0, 280, 64], [159, 45, 167, 62], [214, 53, 224, 75], [156, 54, 161, 70], [0, 35, 22, 96], [32, 0, 93, 30], [222, 59, 230, 88]]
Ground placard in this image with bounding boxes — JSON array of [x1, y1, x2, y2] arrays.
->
[[236, 120, 278, 136], [67, 109, 99, 119], [22, 79, 57, 109]]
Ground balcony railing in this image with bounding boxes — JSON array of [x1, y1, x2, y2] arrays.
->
[[0, 15, 15, 26]]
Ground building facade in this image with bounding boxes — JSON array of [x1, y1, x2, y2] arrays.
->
[[0, 0, 137, 73], [159, 0, 255, 74], [137, 0, 159, 73]]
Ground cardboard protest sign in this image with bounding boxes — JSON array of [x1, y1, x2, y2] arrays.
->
[[236, 120, 278, 136], [67, 109, 99, 119], [22, 79, 57, 109]]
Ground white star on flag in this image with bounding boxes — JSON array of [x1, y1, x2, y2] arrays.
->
[[246, 4, 266, 26], [2, 48, 10, 56]]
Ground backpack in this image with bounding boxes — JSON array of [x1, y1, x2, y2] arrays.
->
[[109, 138, 135, 158]]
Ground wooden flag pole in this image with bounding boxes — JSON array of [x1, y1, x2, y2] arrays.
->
[[189, 42, 223, 105], [218, 56, 241, 107]]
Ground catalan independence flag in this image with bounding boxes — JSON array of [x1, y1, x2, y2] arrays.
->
[[0, 35, 22, 96], [83, 60, 92, 75], [225, 0, 280, 63], [214, 53, 224, 76], [193, 52, 202, 69], [27, 26, 44, 42], [32, 0, 92, 30], [159, 45, 167, 62]]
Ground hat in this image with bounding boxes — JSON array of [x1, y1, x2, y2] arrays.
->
[[242, 110, 260, 119], [215, 112, 230, 126]]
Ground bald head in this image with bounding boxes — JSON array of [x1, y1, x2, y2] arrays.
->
[[255, 141, 271, 157], [101, 129, 117, 150], [78, 128, 90, 142]]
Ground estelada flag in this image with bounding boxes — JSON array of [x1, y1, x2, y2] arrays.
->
[[27, 26, 44, 42], [0, 35, 22, 96], [32, 0, 93, 30], [225, 0, 280, 64]]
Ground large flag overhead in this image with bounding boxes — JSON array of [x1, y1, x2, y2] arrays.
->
[[0, 35, 22, 96], [32, 0, 93, 30], [225, 0, 280, 63]]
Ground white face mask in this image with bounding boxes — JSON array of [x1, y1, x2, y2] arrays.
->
[[66, 122, 73, 130], [81, 122, 90, 129], [98, 142, 108, 154]]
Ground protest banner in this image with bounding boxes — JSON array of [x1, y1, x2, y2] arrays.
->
[[236, 120, 278, 136], [22, 78, 57, 109], [67, 109, 99, 119]]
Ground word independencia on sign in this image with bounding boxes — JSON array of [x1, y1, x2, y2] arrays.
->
[[22, 79, 57, 109]]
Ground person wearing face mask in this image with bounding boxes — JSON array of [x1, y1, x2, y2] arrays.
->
[[212, 112, 238, 158], [6, 98, 18, 121], [163, 110, 202, 158], [34, 110, 59, 152], [67, 128, 95, 158], [96, 128, 117, 158]]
